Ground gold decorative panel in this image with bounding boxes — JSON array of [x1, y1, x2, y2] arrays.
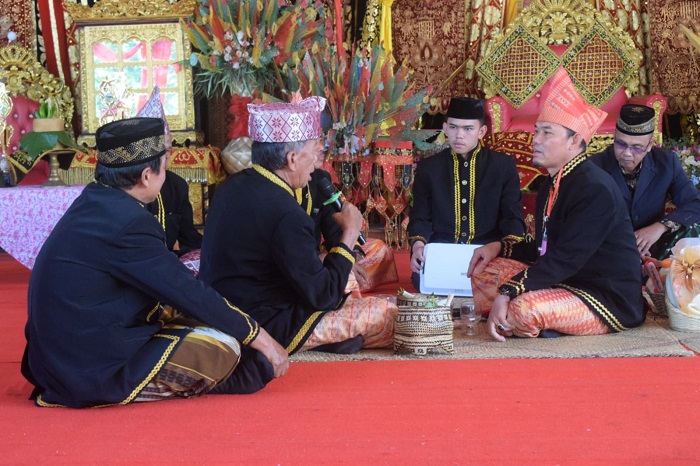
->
[[74, 21, 198, 146]]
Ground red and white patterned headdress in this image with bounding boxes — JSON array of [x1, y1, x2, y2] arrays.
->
[[248, 96, 326, 143], [537, 68, 607, 145]]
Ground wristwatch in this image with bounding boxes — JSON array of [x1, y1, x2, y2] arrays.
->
[[660, 218, 681, 233], [498, 286, 513, 299]]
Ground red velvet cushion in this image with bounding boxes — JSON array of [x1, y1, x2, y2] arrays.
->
[[7, 95, 39, 153], [486, 131, 546, 191]]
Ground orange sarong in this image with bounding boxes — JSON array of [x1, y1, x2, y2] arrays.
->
[[345, 238, 399, 295], [472, 257, 610, 337], [302, 296, 398, 350]]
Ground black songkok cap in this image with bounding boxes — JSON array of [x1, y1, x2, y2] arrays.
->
[[616, 104, 655, 136], [96, 117, 167, 168], [446, 97, 485, 120]]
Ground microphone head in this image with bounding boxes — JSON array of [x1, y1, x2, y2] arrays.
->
[[317, 176, 337, 199]]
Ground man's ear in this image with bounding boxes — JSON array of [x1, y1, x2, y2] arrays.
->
[[139, 166, 152, 187], [286, 149, 298, 170], [478, 123, 488, 140], [568, 132, 583, 150]]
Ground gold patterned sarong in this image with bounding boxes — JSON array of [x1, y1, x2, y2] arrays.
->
[[472, 258, 610, 337], [302, 297, 398, 350], [134, 324, 240, 402]]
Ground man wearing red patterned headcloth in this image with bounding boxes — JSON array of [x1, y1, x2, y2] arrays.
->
[[467, 68, 645, 341], [199, 97, 397, 391]]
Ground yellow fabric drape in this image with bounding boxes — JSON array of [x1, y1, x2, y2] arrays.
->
[[379, 0, 394, 55], [360, 0, 381, 48]]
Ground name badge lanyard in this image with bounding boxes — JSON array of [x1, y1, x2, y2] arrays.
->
[[541, 169, 563, 256]]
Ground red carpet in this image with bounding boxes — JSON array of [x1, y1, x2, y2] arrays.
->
[[2, 252, 699, 464]]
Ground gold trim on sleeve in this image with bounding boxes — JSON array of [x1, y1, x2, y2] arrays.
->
[[329, 246, 356, 265]]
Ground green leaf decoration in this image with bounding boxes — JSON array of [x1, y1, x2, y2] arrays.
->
[[18, 131, 84, 161]]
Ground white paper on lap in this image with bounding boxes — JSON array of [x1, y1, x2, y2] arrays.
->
[[419, 243, 481, 297]]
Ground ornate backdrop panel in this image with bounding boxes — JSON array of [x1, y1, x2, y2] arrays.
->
[[0, 0, 37, 51], [464, 0, 504, 97], [596, 0, 650, 95], [391, 0, 470, 115], [648, 0, 700, 114]]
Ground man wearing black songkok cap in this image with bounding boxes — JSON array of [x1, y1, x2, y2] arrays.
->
[[407, 97, 525, 292], [22, 117, 288, 408], [590, 104, 700, 259]]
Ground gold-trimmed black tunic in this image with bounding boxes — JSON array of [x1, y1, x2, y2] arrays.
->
[[23, 183, 259, 408], [408, 145, 525, 246], [199, 165, 356, 354], [498, 154, 645, 332]]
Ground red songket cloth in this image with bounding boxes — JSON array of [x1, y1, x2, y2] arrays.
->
[[472, 257, 611, 337]]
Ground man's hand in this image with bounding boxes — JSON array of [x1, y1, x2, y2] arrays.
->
[[249, 327, 289, 378], [332, 202, 364, 250], [635, 222, 668, 259], [486, 294, 514, 342], [410, 241, 426, 273], [467, 241, 501, 277], [352, 258, 369, 289]]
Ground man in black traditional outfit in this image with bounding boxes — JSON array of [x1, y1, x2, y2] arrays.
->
[[22, 117, 288, 408], [589, 104, 700, 260], [199, 97, 397, 363], [407, 97, 525, 292], [298, 155, 398, 295], [468, 68, 645, 341]]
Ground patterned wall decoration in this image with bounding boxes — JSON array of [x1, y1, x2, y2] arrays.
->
[[0, 0, 37, 52], [391, 0, 469, 115], [464, 0, 504, 97], [647, 0, 700, 114], [596, 0, 650, 95]]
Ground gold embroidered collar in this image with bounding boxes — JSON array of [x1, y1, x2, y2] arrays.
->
[[253, 164, 294, 197], [552, 152, 587, 181]]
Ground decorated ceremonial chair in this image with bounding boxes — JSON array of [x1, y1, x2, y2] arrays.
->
[[476, 0, 667, 153], [0, 43, 75, 184]]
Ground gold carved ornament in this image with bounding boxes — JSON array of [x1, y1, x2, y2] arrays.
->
[[0, 44, 74, 128], [478, 0, 642, 101], [63, 0, 197, 22], [63, 0, 200, 147]]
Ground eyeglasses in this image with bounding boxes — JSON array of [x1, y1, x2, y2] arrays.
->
[[613, 139, 651, 156]]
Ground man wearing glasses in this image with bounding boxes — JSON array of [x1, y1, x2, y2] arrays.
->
[[590, 104, 700, 259]]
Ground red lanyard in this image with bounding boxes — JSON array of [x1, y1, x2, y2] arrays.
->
[[541, 169, 563, 256]]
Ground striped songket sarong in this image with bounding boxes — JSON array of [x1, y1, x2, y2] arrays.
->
[[344, 238, 399, 296], [134, 324, 241, 402], [472, 257, 610, 337]]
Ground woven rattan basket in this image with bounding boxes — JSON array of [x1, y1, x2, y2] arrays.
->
[[394, 291, 454, 355], [667, 296, 700, 332], [650, 292, 668, 317]]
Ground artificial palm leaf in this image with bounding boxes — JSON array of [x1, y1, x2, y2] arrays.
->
[[182, 0, 329, 98], [288, 44, 431, 159]]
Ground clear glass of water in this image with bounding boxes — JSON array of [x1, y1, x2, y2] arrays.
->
[[460, 301, 482, 336]]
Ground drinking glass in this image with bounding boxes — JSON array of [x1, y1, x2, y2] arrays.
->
[[460, 301, 482, 336]]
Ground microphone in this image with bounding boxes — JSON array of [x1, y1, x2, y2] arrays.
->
[[317, 177, 366, 245]]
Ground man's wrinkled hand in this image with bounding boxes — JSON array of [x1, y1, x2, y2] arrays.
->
[[250, 327, 289, 378]]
